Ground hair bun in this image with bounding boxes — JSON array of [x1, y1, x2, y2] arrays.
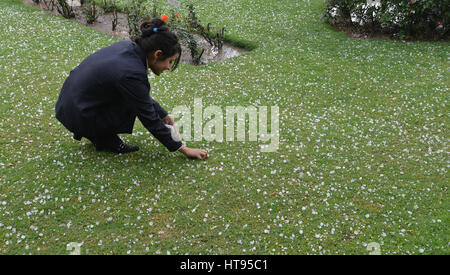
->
[[140, 19, 166, 38]]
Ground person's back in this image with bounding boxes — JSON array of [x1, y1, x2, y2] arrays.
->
[[56, 41, 146, 125]]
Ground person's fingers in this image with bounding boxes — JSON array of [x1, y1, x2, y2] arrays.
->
[[188, 149, 208, 160], [198, 151, 207, 160]]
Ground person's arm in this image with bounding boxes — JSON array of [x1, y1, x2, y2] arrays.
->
[[117, 73, 182, 152], [117, 73, 208, 159], [153, 100, 169, 120]]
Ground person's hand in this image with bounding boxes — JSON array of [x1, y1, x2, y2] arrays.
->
[[163, 115, 175, 126], [179, 145, 208, 160]]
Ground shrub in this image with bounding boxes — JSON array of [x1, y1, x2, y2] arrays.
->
[[324, 0, 449, 39], [41, 0, 56, 11], [55, 0, 75, 19], [184, 4, 226, 50], [172, 25, 204, 65], [101, 0, 116, 13], [147, 5, 206, 65], [168, 4, 227, 64], [124, 0, 147, 40], [111, 2, 119, 31], [98, 0, 119, 31], [82, 0, 102, 24]]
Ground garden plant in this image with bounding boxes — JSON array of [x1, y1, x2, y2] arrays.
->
[[324, 0, 449, 40]]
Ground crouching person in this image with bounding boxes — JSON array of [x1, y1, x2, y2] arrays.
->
[[55, 18, 208, 160]]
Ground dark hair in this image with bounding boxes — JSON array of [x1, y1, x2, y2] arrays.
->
[[133, 18, 182, 71]]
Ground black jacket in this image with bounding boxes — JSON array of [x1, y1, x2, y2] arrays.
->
[[55, 40, 182, 152]]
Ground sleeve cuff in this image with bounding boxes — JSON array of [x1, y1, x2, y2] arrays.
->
[[175, 142, 186, 152]]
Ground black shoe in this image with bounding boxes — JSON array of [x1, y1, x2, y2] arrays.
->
[[115, 141, 140, 154], [86, 135, 139, 154]]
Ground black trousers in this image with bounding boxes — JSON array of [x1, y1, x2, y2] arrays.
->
[[73, 105, 136, 143]]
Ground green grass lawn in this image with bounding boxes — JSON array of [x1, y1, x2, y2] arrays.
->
[[0, 0, 448, 254]]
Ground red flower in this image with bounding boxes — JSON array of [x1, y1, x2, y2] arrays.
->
[[161, 14, 169, 22], [175, 13, 179, 17], [143, 5, 146, 9]]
